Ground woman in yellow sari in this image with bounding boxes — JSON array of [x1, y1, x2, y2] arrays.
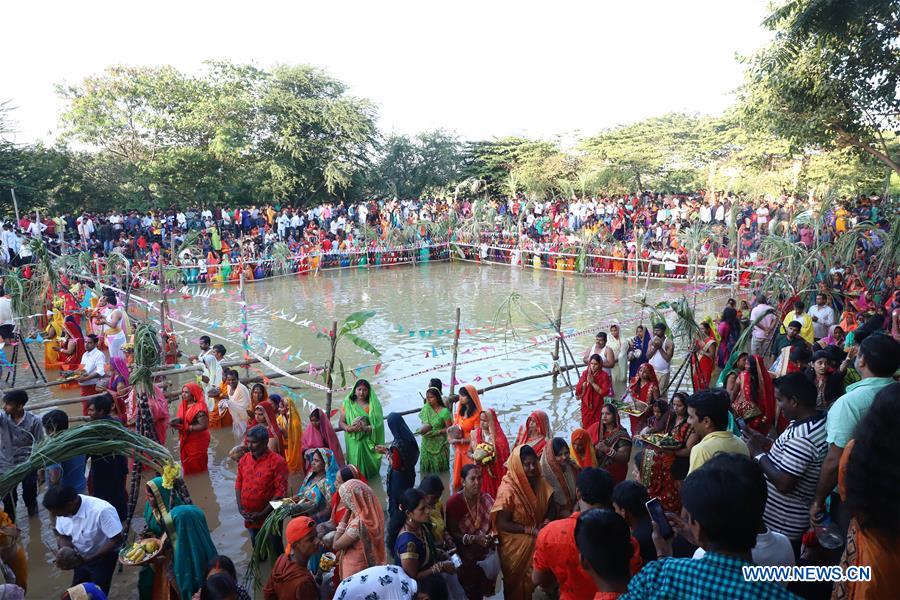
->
[[490, 444, 554, 600], [271, 394, 304, 473]]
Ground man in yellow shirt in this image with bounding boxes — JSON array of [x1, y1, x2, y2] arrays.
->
[[686, 389, 749, 473], [781, 300, 815, 346]]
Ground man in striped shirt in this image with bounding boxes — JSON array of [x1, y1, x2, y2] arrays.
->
[[743, 373, 827, 556]]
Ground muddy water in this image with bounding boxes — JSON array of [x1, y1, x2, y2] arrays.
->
[[17, 262, 731, 598]]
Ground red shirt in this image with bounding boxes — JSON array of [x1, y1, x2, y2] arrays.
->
[[236, 449, 288, 528], [533, 512, 642, 600]]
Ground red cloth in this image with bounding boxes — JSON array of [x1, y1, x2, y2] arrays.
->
[[236, 449, 288, 528], [475, 408, 510, 499], [576, 367, 612, 429], [177, 383, 210, 475], [533, 512, 642, 600]]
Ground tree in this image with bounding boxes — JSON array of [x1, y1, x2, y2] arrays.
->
[[740, 0, 900, 176], [367, 130, 464, 199]]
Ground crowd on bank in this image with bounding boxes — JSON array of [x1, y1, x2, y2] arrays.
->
[[0, 192, 893, 286], [0, 190, 897, 599]]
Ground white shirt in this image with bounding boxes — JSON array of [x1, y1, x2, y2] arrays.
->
[[0, 296, 13, 326], [693, 528, 794, 587], [808, 304, 834, 339], [648, 336, 673, 374], [55, 495, 123, 556], [80, 348, 107, 385]]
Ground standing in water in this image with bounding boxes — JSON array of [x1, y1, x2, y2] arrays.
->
[[451, 385, 483, 491], [576, 354, 612, 429], [417, 385, 451, 474], [339, 379, 384, 479]]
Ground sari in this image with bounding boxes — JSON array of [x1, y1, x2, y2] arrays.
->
[[386, 413, 419, 520], [126, 386, 169, 445], [418, 402, 451, 474], [570, 428, 598, 468], [587, 411, 632, 484], [60, 318, 85, 376], [290, 448, 338, 521], [608, 325, 628, 382], [691, 331, 717, 391], [716, 320, 738, 368], [138, 477, 217, 600], [490, 445, 553, 600], [341, 387, 385, 480], [639, 417, 692, 512], [628, 328, 651, 380], [452, 385, 483, 490], [330, 465, 366, 524], [223, 381, 250, 441], [514, 410, 553, 457], [176, 383, 210, 475], [576, 366, 612, 428], [540, 446, 579, 515], [472, 408, 510, 499], [254, 399, 285, 456], [627, 364, 659, 433], [446, 490, 496, 599], [107, 357, 131, 424], [283, 398, 304, 473], [301, 408, 345, 468], [336, 480, 386, 579], [733, 355, 776, 434]]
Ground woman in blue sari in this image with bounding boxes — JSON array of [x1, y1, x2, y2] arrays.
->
[[378, 413, 419, 524], [288, 448, 339, 522], [628, 324, 652, 380], [137, 477, 218, 600]]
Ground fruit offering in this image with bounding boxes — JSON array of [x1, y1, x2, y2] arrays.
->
[[120, 539, 161, 565]]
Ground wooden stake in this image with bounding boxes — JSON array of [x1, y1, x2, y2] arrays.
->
[[449, 307, 461, 395], [239, 274, 250, 379], [324, 320, 338, 417], [552, 278, 565, 385]]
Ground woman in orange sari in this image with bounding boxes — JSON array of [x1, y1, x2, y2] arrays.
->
[[490, 445, 554, 600], [514, 410, 553, 457], [540, 437, 579, 517], [332, 479, 386, 580], [731, 354, 777, 434], [588, 403, 633, 484], [570, 428, 597, 468], [451, 385, 482, 490], [170, 383, 210, 475], [691, 320, 718, 391], [469, 407, 510, 499]]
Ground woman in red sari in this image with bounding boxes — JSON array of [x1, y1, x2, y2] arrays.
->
[[627, 363, 660, 433], [451, 385, 483, 490], [514, 410, 553, 457], [691, 320, 718, 391], [731, 354, 777, 434], [570, 428, 597, 468], [171, 383, 210, 475], [576, 354, 612, 428], [252, 399, 286, 456], [469, 407, 510, 499], [588, 403, 633, 484], [639, 392, 698, 512], [57, 317, 86, 386]]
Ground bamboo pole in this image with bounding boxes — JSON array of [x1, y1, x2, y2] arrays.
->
[[324, 320, 338, 417], [552, 279, 565, 385], [239, 274, 249, 380], [28, 381, 173, 411], [449, 307, 461, 395], [164, 366, 312, 401]]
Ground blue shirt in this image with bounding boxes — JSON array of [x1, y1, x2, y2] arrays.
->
[[46, 454, 87, 493], [826, 377, 893, 448], [622, 552, 798, 599]]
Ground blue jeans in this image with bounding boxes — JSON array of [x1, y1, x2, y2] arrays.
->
[[73, 550, 118, 595]]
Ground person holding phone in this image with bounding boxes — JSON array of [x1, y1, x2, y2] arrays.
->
[[621, 454, 796, 599]]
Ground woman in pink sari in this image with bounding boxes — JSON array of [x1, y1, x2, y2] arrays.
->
[[301, 407, 345, 468]]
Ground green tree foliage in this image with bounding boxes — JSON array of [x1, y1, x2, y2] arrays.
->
[[366, 130, 464, 199], [740, 0, 900, 175]]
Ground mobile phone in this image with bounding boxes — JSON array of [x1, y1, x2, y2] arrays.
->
[[646, 497, 674, 539], [736, 417, 748, 431]]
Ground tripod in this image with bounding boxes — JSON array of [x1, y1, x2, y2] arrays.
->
[[6, 332, 48, 387]]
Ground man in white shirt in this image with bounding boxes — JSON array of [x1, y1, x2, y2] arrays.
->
[[44, 485, 124, 595], [77, 334, 107, 413], [0, 286, 14, 383], [808, 293, 835, 340], [276, 210, 290, 239], [26, 217, 46, 238]]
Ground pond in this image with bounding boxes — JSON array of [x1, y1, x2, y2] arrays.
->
[[19, 261, 732, 598]]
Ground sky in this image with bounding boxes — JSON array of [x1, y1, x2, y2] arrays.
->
[[2, 0, 772, 145]]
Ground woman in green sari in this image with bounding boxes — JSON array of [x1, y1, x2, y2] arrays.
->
[[340, 379, 385, 479], [417, 384, 451, 473], [137, 477, 218, 600]]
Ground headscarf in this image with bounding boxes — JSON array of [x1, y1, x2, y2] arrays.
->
[[283, 516, 316, 555], [454, 385, 483, 436], [64, 584, 105, 600], [302, 447, 339, 498], [330, 464, 366, 523], [109, 356, 130, 388], [283, 397, 305, 473], [250, 383, 269, 418], [302, 408, 345, 467], [338, 480, 386, 566], [254, 399, 284, 450], [177, 383, 207, 442], [701, 316, 721, 344], [491, 445, 545, 527], [479, 408, 511, 468], [62, 317, 85, 363], [629, 363, 660, 403], [387, 412, 419, 468], [514, 410, 552, 456], [570, 428, 598, 468], [629, 326, 652, 379]]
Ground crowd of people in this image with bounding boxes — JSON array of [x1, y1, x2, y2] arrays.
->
[[0, 190, 897, 599], [0, 191, 893, 286]]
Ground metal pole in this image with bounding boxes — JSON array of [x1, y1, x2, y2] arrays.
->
[[449, 307, 461, 395]]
